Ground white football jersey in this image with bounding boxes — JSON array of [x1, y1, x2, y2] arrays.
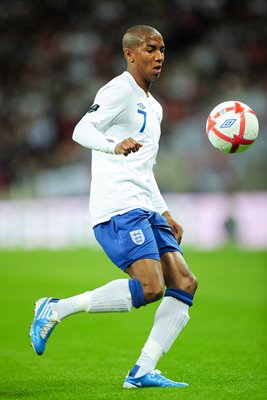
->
[[73, 71, 168, 226]]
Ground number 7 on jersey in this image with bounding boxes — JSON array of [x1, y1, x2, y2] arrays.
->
[[137, 109, 147, 133]]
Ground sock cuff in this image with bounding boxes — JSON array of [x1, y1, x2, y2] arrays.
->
[[128, 278, 146, 308], [165, 288, 194, 307]]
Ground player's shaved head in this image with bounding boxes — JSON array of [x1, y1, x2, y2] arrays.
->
[[122, 25, 162, 51]]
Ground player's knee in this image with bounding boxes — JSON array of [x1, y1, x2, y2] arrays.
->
[[183, 273, 198, 294], [143, 282, 164, 303]]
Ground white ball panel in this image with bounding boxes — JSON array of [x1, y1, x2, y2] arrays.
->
[[243, 112, 259, 140], [208, 130, 232, 153]]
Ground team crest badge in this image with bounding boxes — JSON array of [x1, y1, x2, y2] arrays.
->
[[130, 229, 145, 245]]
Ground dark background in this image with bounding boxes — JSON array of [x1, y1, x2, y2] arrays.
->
[[1, 0, 266, 197]]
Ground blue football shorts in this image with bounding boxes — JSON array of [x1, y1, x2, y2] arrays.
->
[[93, 208, 182, 271]]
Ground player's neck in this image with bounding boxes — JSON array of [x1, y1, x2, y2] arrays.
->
[[127, 70, 151, 96]]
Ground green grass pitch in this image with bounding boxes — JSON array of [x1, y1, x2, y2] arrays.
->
[[0, 248, 266, 400]]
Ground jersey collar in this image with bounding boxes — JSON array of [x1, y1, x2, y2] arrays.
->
[[123, 71, 149, 97]]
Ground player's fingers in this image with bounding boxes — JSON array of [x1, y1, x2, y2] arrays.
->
[[122, 138, 143, 155], [116, 138, 143, 156], [126, 138, 143, 152], [174, 225, 183, 244], [124, 149, 131, 156], [115, 143, 131, 155]]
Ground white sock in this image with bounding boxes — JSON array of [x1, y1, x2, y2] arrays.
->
[[131, 297, 190, 378], [50, 279, 132, 320]]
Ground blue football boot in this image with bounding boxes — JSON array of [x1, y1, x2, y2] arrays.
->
[[123, 369, 188, 388], [30, 297, 60, 355]]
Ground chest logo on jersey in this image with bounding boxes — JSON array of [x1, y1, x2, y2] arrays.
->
[[129, 229, 145, 245], [137, 102, 146, 110], [88, 104, 100, 113]]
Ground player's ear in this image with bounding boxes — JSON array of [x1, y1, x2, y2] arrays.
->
[[124, 48, 135, 63]]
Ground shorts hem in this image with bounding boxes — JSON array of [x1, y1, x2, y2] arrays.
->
[[119, 253, 160, 271], [159, 245, 183, 257]]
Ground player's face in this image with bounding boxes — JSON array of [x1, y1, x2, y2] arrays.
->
[[130, 33, 165, 89]]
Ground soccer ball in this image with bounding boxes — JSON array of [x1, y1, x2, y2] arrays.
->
[[206, 100, 259, 153]]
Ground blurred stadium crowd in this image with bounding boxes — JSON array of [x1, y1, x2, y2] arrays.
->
[[0, 0, 267, 197]]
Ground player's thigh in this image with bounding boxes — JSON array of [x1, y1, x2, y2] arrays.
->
[[160, 251, 197, 294], [93, 208, 160, 272]]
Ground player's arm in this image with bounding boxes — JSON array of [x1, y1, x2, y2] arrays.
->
[[73, 82, 142, 155], [73, 119, 120, 154], [73, 121, 142, 155], [149, 171, 183, 244], [73, 122, 142, 156], [72, 82, 122, 154], [162, 210, 183, 245]]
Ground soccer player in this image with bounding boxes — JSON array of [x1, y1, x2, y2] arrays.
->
[[30, 25, 198, 388]]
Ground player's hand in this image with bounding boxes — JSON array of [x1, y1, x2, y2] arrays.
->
[[162, 211, 184, 244], [115, 137, 143, 156]]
